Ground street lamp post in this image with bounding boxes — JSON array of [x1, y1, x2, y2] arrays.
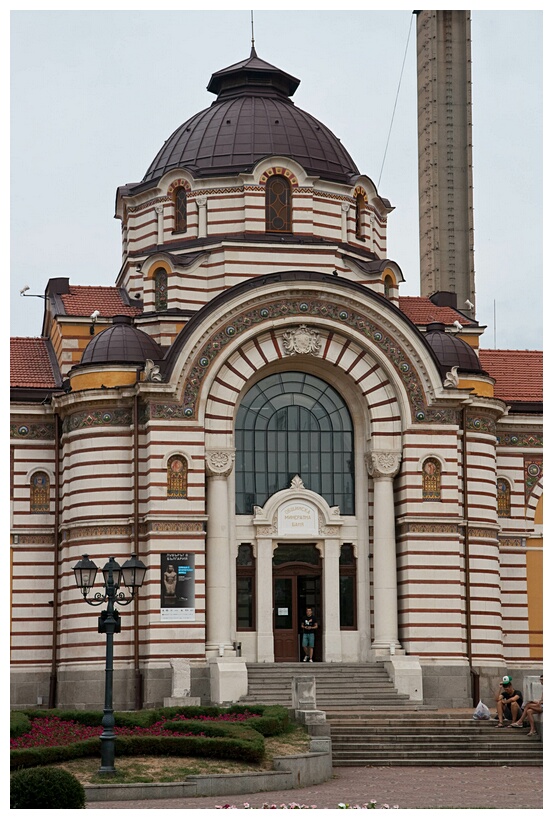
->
[[73, 553, 147, 775]]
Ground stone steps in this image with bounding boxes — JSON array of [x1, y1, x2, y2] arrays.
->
[[328, 714, 543, 767]]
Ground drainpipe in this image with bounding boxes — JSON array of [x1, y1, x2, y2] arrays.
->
[[461, 406, 477, 705], [48, 413, 61, 708], [133, 388, 143, 710]]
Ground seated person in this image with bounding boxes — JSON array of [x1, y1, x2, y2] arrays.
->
[[495, 675, 523, 727], [510, 674, 542, 736]]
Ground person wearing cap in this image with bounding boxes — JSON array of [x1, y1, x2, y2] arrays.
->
[[495, 675, 523, 727], [510, 673, 542, 736]]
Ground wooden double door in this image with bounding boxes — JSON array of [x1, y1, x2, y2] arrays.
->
[[273, 567, 322, 662]]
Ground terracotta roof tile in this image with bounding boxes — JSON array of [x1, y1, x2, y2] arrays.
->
[[399, 296, 473, 327], [479, 349, 543, 403], [60, 286, 142, 318], [10, 338, 59, 388]]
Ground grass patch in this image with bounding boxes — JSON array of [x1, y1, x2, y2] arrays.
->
[[51, 725, 310, 785]]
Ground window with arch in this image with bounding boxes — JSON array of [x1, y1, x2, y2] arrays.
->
[[497, 478, 511, 518], [235, 372, 354, 515], [167, 455, 188, 498], [384, 275, 394, 299], [265, 175, 292, 233], [339, 543, 357, 629], [355, 192, 365, 239], [174, 186, 187, 233], [30, 471, 50, 513], [154, 268, 168, 312], [236, 544, 256, 630], [422, 457, 441, 500]]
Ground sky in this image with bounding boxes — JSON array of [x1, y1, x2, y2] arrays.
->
[[8, 4, 543, 351]]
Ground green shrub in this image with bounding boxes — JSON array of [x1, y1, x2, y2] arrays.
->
[[11, 739, 100, 772], [10, 766, 86, 809], [10, 711, 32, 738]]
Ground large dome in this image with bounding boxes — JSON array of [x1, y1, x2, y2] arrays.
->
[[142, 49, 359, 185]]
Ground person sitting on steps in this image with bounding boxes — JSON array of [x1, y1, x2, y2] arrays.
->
[[510, 673, 542, 736], [301, 607, 318, 662], [495, 675, 523, 727]]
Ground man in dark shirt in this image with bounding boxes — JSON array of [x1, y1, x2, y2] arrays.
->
[[495, 674, 522, 726], [301, 607, 318, 662]]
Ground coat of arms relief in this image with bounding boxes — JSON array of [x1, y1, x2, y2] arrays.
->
[[282, 325, 321, 356]]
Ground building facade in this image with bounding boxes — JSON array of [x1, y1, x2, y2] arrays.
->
[[10, 45, 542, 710]]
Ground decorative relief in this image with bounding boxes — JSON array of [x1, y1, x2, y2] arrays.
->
[[148, 403, 189, 420], [144, 360, 163, 382], [149, 521, 204, 533], [64, 409, 132, 433], [11, 422, 55, 440], [282, 325, 321, 357], [468, 527, 499, 539], [11, 534, 54, 544], [167, 179, 192, 196], [320, 525, 340, 536], [68, 525, 132, 540], [206, 450, 235, 477], [365, 451, 402, 478], [398, 522, 459, 534], [443, 366, 459, 388], [180, 294, 435, 423]]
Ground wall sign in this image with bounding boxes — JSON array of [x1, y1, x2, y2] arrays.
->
[[161, 553, 195, 622], [277, 501, 318, 536]]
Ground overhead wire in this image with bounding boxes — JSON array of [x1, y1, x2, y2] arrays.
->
[[377, 14, 415, 189]]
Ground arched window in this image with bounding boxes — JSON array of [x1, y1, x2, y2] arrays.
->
[[174, 186, 187, 233], [497, 478, 511, 518], [339, 544, 357, 629], [422, 457, 441, 500], [154, 268, 168, 312], [236, 544, 256, 630], [167, 455, 188, 498], [235, 372, 354, 514], [384, 275, 394, 299], [266, 176, 292, 233], [355, 192, 365, 239], [30, 471, 50, 513]]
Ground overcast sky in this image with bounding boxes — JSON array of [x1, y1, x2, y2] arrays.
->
[[8, 5, 543, 350]]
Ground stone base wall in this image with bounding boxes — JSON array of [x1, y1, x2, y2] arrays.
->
[[11, 665, 212, 711], [420, 664, 473, 708]]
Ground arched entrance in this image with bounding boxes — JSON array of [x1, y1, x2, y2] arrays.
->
[[273, 543, 322, 662]]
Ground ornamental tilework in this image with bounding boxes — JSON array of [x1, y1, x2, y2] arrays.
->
[[524, 457, 543, 502], [180, 295, 437, 422], [11, 422, 55, 439], [64, 409, 132, 433], [497, 431, 543, 448]]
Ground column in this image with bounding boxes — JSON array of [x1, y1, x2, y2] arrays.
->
[[155, 204, 164, 245], [255, 537, 274, 662], [197, 196, 207, 238], [322, 538, 342, 662], [341, 202, 350, 243], [205, 450, 235, 656], [366, 450, 403, 655]]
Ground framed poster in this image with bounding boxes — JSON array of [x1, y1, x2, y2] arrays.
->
[[160, 553, 195, 622]]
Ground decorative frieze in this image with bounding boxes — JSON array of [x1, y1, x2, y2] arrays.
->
[[11, 422, 55, 440], [499, 536, 523, 548], [397, 522, 460, 534], [466, 415, 497, 436], [64, 408, 132, 433], [497, 431, 543, 448]]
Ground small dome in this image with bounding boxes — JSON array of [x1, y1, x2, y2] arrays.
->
[[142, 49, 359, 185], [425, 322, 485, 376], [80, 315, 162, 365]]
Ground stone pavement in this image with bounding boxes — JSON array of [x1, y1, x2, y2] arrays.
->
[[87, 765, 543, 810]]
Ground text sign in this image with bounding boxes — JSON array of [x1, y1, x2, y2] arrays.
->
[[277, 501, 318, 536]]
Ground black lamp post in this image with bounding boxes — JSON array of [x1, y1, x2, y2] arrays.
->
[[73, 553, 147, 775]]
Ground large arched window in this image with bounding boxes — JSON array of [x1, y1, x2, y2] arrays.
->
[[174, 186, 187, 233], [235, 372, 354, 514], [265, 176, 292, 233]]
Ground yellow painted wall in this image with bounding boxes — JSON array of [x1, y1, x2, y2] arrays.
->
[[527, 548, 543, 659], [534, 495, 543, 524], [70, 369, 137, 391], [457, 377, 494, 397]]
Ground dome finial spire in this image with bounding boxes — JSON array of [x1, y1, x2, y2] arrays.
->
[[250, 10, 257, 57]]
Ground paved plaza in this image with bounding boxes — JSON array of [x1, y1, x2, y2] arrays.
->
[[87, 765, 543, 810]]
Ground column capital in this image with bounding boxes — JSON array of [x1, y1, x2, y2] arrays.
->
[[206, 449, 235, 477], [365, 450, 402, 479]]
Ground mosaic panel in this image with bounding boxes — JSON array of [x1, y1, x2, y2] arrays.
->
[[466, 415, 497, 436], [524, 457, 543, 502], [180, 294, 436, 423], [11, 422, 55, 440], [64, 409, 132, 433], [497, 431, 543, 448]]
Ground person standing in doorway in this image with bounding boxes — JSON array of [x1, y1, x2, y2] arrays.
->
[[301, 607, 318, 662]]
